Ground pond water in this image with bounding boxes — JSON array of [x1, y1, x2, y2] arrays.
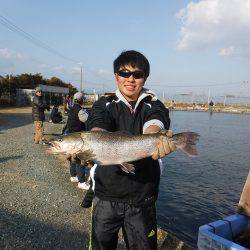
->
[[157, 111, 250, 246]]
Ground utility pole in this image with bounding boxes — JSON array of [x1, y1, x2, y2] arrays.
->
[[80, 65, 83, 92], [9, 75, 11, 104], [223, 95, 227, 106], [207, 88, 210, 104]]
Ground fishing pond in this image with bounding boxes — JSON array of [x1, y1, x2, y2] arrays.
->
[[157, 111, 250, 247]]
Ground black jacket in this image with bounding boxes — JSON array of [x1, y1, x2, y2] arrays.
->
[[66, 104, 86, 133], [50, 107, 62, 123], [32, 95, 49, 121], [87, 89, 170, 206]]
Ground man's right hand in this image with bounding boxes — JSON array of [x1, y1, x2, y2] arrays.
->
[[67, 154, 81, 164]]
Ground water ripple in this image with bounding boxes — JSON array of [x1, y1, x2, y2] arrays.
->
[[157, 111, 250, 246]]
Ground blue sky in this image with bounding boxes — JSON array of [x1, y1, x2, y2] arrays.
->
[[0, 0, 250, 98]]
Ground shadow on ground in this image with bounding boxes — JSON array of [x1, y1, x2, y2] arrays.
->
[[0, 155, 23, 163], [0, 209, 89, 249], [0, 113, 33, 131]]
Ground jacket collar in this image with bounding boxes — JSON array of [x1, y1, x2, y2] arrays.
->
[[115, 88, 158, 113]]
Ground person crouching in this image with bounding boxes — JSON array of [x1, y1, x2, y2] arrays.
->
[[65, 92, 89, 190]]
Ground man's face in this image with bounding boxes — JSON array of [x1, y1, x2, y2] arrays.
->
[[115, 64, 146, 102], [36, 91, 42, 97]]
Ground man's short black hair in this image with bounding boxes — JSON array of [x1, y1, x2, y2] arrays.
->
[[113, 50, 150, 78]]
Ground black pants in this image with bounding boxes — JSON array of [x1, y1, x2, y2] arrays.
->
[[52, 116, 62, 123], [90, 198, 157, 250], [69, 162, 86, 183]]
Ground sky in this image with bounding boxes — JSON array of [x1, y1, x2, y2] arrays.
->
[[0, 0, 250, 98]]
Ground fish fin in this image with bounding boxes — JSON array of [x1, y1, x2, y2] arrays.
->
[[76, 150, 95, 165], [179, 144, 198, 157], [66, 154, 72, 161], [119, 165, 130, 174], [120, 162, 135, 174]]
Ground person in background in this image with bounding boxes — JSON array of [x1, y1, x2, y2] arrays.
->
[[64, 94, 70, 114], [68, 95, 75, 110], [66, 92, 89, 190], [171, 99, 175, 109], [86, 50, 175, 249], [32, 87, 50, 144], [50, 103, 63, 124], [192, 102, 196, 110], [209, 100, 214, 107], [209, 100, 214, 112]]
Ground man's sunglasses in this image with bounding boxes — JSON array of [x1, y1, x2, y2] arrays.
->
[[118, 70, 145, 79]]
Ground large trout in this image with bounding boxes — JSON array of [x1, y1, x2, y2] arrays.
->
[[47, 131, 199, 173]]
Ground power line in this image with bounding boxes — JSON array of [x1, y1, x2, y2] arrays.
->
[[147, 81, 249, 88], [0, 14, 115, 84], [0, 14, 79, 63], [0, 14, 249, 91], [66, 79, 113, 86]]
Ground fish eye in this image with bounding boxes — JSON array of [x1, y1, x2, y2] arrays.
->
[[58, 138, 63, 142]]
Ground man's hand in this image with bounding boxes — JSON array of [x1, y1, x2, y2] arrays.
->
[[152, 130, 176, 160], [91, 127, 107, 132], [66, 154, 81, 164]]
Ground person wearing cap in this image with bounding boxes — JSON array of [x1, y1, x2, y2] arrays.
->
[[65, 92, 89, 190], [32, 87, 50, 144]]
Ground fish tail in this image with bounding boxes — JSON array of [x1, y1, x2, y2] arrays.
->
[[173, 132, 200, 157], [179, 143, 198, 157]]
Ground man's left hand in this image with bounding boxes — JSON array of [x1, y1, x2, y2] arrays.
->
[[152, 130, 176, 160]]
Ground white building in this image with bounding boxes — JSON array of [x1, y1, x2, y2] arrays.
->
[[16, 85, 69, 106]]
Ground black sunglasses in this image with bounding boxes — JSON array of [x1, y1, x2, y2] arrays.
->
[[118, 70, 145, 79]]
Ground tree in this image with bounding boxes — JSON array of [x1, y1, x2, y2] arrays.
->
[[0, 73, 78, 98], [46, 77, 65, 87], [67, 84, 78, 95], [0, 76, 9, 98]]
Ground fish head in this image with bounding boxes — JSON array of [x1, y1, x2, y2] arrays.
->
[[47, 133, 84, 155]]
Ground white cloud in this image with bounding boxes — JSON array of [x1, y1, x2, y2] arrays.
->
[[71, 66, 113, 79], [176, 0, 250, 56], [97, 68, 111, 76], [219, 46, 235, 56], [71, 66, 81, 74], [39, 64, 49, 69], [0, 48, 25, 59], [52, 65, 65, 73]]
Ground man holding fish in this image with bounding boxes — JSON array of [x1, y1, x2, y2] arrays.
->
[[86, 50, 176, 250], [48, 50, 199, 249]]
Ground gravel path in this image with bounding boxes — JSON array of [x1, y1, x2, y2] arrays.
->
[[0, 110, 94, 249], [0, 108, 192, 250]]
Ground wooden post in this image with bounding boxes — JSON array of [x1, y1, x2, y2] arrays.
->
[[238, 171, 250, 216]]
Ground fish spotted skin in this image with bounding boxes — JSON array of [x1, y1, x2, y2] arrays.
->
[[47, 131, 200, 166]]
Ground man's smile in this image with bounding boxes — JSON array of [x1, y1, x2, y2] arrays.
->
[[124, 84, 136, 91]]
